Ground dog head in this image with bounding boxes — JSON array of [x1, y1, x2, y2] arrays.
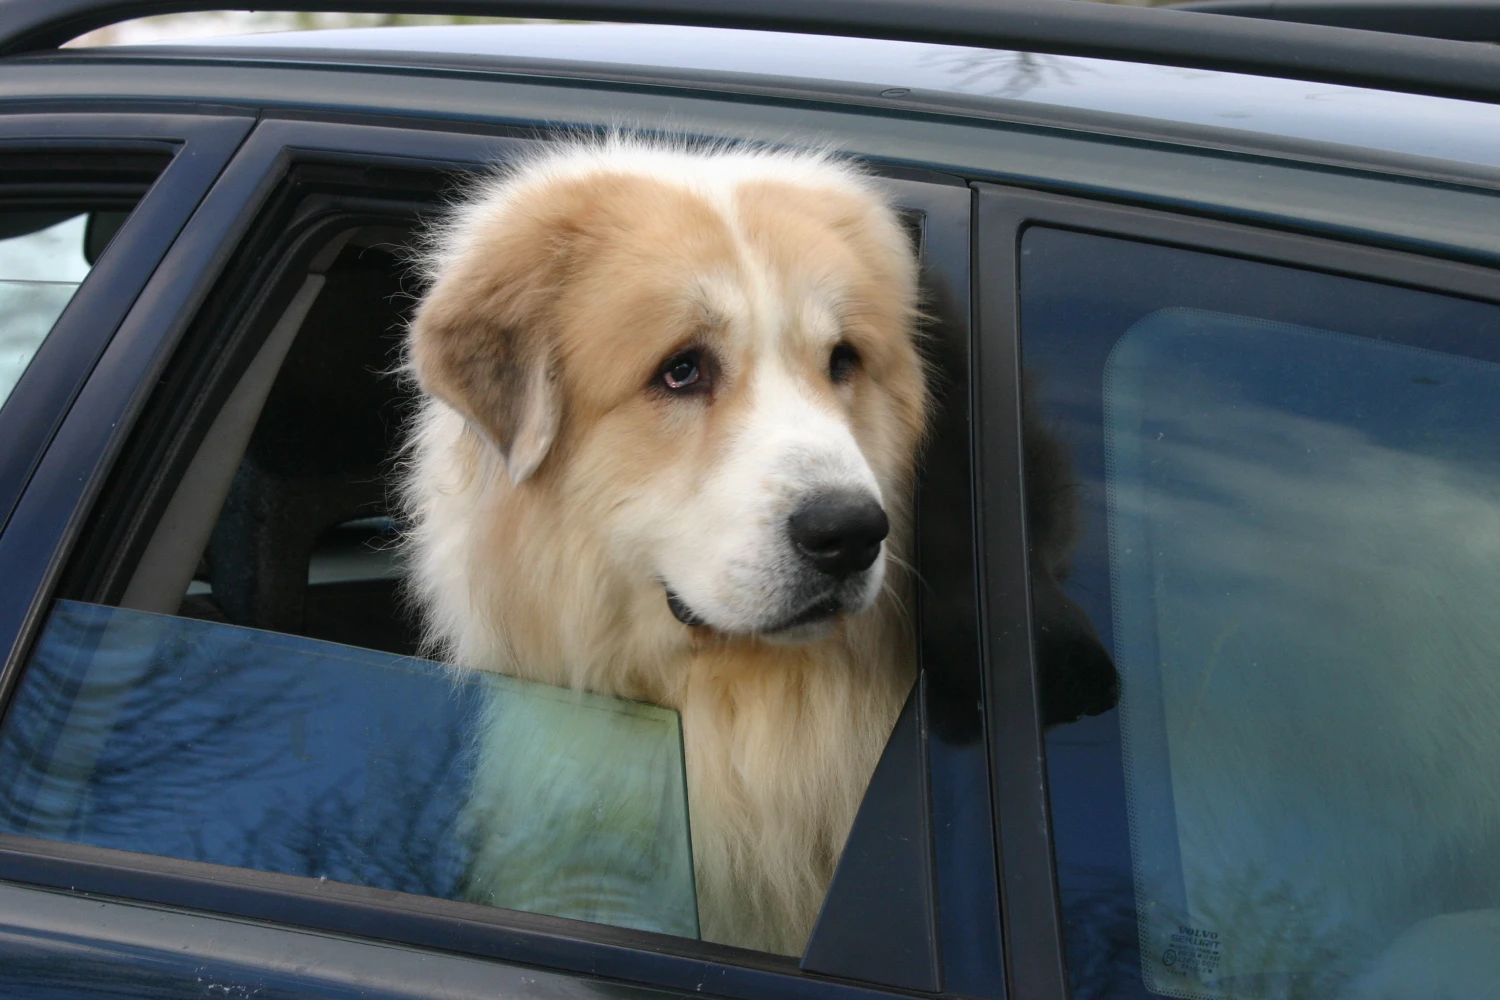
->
[[408, 141, 926, 644]]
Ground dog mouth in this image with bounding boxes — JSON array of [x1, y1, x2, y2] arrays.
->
[[771, 596, 842, 632], [665, 589, 708, 627], [664, 587, 841, 634]]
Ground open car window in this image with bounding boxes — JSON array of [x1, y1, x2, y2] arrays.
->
[[0, 128, 970, 983], [0, 600, 696, 937]]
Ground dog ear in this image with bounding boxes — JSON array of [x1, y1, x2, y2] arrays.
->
[[409, 302, 561, 485], [409, 174, 625, 484]]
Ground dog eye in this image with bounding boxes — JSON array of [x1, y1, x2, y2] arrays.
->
[[659, 350, 708, 393], [830, 343, 860, 384]]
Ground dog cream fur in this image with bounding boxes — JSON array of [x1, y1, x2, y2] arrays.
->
[[401, 138, 926, 954]]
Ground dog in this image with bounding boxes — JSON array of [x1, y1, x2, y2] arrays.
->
[[400, 137, 928, 955]]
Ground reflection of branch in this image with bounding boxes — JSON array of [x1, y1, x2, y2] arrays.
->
[[1058, 865, 1146, 1000], [238, 724, 470, 899], [0, 643, 315, 833], [0, 620, 474, 902], [918, 50, 1090, 98]]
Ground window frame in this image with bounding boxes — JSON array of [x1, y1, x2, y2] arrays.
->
[[0, 116, 997, 1000], [0, 113, 252, 555], [893, 175, 1005, 1000], [972, 182, 1500, 1000]]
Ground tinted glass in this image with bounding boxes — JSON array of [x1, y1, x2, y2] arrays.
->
[[0, 210, 117, 410], [1022, 227, 1500, 1000], [0, 601, 697, 937]]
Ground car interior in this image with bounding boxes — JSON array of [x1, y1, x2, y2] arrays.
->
[[120, 224, 422, 656]]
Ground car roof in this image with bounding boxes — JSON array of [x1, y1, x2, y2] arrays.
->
[[127, 22, 1500, 173]]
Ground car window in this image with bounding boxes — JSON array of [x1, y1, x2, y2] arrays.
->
[[0, 600, 696, 937], [0, 209, 124, 410], [1021, 226, 1500, 1000], [0, 137, 947, 969]]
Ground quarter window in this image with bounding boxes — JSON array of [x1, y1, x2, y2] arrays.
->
[[1023, 226, 1500, 1000], [0, 209, 126, 410]]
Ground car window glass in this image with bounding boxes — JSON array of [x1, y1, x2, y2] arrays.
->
[[0, 600, 697, 937], [0, 212, 101, 409], [1021, 226, 1500, 1000]]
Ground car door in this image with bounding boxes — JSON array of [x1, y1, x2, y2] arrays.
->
[[0, 114, 999, 1000], [976, 172, 1500, 1000]]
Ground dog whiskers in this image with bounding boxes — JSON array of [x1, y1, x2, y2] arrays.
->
[[882, 551, 933, 597]]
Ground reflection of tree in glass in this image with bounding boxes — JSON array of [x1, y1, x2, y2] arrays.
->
[[1058, 866, 1149, 1000], [917, 49, 1090, 98], [0, 606, 691, 930], [0, 631, 317, 836], [0, 607, 475, 902], [238, 723, 471, 899], [0, 641, 80, 831]]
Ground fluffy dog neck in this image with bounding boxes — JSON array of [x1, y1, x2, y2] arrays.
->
[[404, 404, 915, 954]]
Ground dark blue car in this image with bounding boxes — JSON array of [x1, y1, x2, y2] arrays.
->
[[2, 2, 1500, 998]]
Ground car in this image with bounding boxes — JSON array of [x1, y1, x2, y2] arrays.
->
[[1, 2, 1500, 998]]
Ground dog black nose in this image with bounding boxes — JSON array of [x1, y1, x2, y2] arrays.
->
[[788, 492, 889, 579]]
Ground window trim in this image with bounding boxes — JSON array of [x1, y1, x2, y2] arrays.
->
[[0, 117, 994, 1000], [972, 182, 1500, 1000], [896, 176, 1006, 1000], [0, 877, 679, 1000]]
